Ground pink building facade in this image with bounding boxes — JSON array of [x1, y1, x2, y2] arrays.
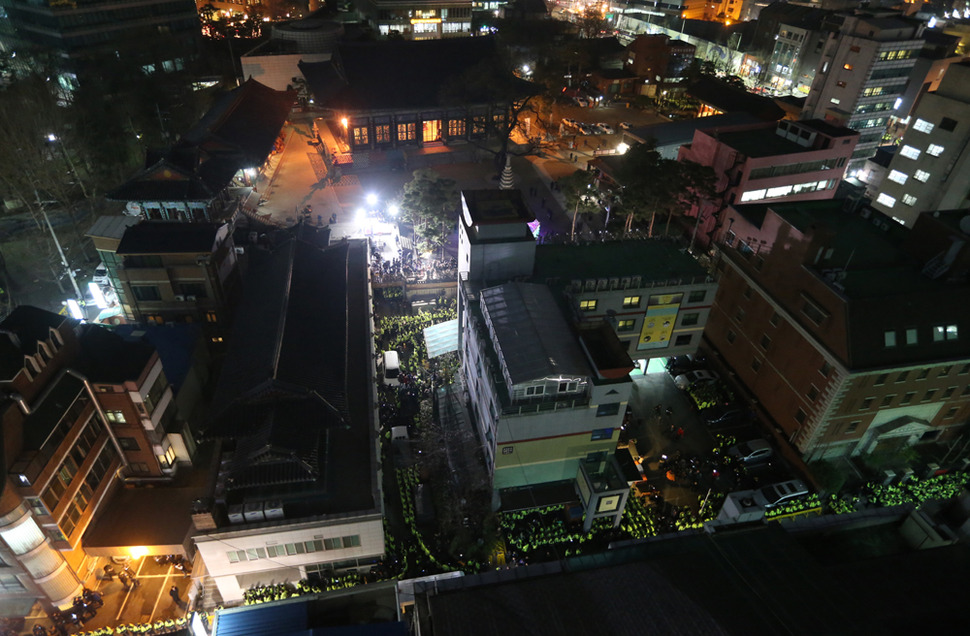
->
[[677, 119, 858, 249]]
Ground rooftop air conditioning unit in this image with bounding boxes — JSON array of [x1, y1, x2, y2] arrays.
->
[[235, 246, 245, 254], [186, 295, 197, 301], [228, 505, 244, 524], [263, 500, 284, 520], [243, 502, 265, 522], [174, 295, 185, 301]]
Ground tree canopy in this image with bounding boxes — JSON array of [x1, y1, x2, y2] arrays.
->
[[400, 169, 460, 254], [611, 143, 717, 236]]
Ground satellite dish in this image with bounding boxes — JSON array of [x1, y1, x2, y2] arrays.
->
[[959, 215, 970, 236]]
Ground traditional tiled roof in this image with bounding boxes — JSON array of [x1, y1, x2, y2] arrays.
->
[[204, 231, 376, 515], [299, 36, 520, 111], [108, 79, 294, 202]]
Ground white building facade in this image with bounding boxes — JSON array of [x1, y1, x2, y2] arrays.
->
[[801, 14, 924, 163], [871, 61, 970, 227]]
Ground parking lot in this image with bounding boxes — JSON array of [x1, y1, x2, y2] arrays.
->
[[622, 350, 805, 515]]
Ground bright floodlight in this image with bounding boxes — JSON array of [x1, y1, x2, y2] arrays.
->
[[366, 193, 379, 206], [47, 133, 57, 142], [522, 65, 531, 74], [616, 142, 630, 154], [388, 204, 400, 216], [88, 282, 107, 309], [67, 299, 84, 320]]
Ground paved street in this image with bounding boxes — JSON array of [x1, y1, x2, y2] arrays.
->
[[248, 105, 670, 245]]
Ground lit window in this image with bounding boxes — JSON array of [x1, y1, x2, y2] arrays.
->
[[934, 324, 959, 341], [876, 193, 896, 208], [902, 194, 917, 206], [927, 144, 944, 156], [887, 170, 908, 184], [740, 189, 766, 202], [622, 295, 641, 308], [913, 170, 931, 182], [884, 331, 896, 347], [912, 118, 934, 133], [843, 63, 853, 70], [905, 328, 917, 345], [766, 185, 793, 198], [899, 145, 921, 160], [830, 98, 841, 105], [579, 299, 597, 311], [617, 319, 635, 332]]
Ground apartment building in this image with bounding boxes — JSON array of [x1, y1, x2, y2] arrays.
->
[[86, 220, 240, 341], [676, 118, 858, 249], [354, 0, 474, 39], [871, 61, 970, 227], [707, 200, 970, 460], [457, 190, 716, 527], [801, 12, 925, 163], [0, 307, 189, 612]]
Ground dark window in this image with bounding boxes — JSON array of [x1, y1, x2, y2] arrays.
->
[[681, 313, 699, 326], [874, 374, 888, 386], [846, 421, 859, 434], [726, 330, 737, 344], [178, 283, 207, 299], [820, 361, 832, 377], [735, 308, 745, 322], [769, 312, 780, 327], [760, 334, 771, 350], [751, 358, 762, 372], [808, 386, 819, 401], [922, 389, 937, 402], [860, 397, 874, 410], [880, 394, 895, 407], [674, 334, 692, 346], [688, 290, 706, 303], [896, 370, 909, 383], [939, 117, 957, 132], [131, 285, 161, 301], [900, 391, 916, 405], [795, 408, 807, 424], [942, 386, 956, 399], [743, 286, 753, 299], [917, 368, 930, 380], [117, 437, 139, 451], [944, 407, 958, 419], [596, 403, 620, 417], [591, 427, 614, 439]]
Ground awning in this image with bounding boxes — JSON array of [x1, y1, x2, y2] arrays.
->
[[423, 319, 459, 358]]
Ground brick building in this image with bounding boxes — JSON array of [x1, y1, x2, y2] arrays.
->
[[706, 201, 970, 461]]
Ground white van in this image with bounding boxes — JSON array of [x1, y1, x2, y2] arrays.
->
[[382, 350, 400, 386]]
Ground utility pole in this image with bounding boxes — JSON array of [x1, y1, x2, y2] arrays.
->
[[35, 189, 82, 301]]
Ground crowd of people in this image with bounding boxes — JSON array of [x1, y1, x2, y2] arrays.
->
[[370, 247, 458, 284]]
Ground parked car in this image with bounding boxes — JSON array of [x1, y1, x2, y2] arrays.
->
[[673, 369, 720, 390], [727, 439, 773, 464], [595, 123, 615, 134], [754, 479, 808, 508], [561, 117, 580, 129], [619, 122, 633, 130], [92, 262, 109, 287], [382, 350, 400, 386], [579, 122, 597, 135], [666, 354, 707, 376], [705, 407, 751, 427]]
